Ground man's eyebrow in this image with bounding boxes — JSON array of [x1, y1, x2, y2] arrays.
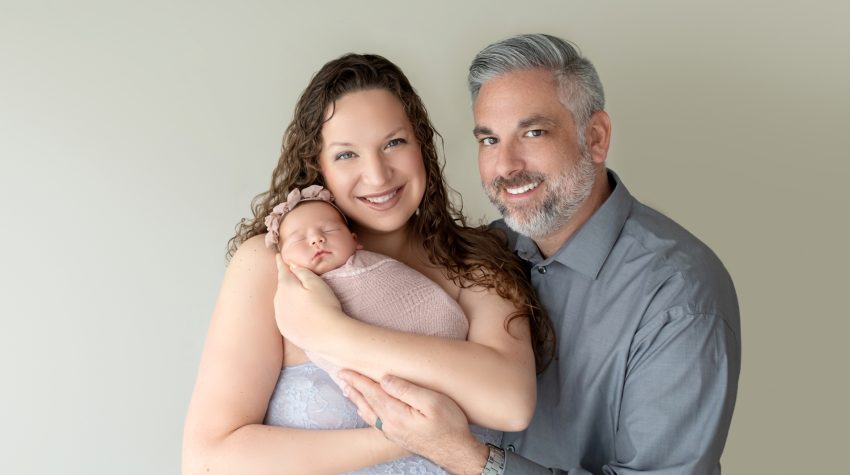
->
[[473, 125, 493, 137], [473, 116, 558, 136], [518, 114, 557, 129]]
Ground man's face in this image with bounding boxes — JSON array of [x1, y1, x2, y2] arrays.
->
[[473, 68, 597, 239]]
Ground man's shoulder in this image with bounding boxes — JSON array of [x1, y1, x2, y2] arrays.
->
[[621, 200, 739, 327], [625, 201, 725, 276]]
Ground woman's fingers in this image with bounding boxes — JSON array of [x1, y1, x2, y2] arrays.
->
[[287, 264, 323, 290], [277, 257, 325, 292], [275, 254, 297, 286]]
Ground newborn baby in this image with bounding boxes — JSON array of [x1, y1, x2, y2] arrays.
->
[[265, 185, 469, 386]]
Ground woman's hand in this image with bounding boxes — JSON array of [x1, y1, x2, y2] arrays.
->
[[273, 253, 345, 349]]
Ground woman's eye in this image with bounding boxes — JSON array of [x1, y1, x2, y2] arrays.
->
[[336, 151, 356, 161], [479, 137, 497, 146], [525, 129, 544, 137], [386, 138, 406, 149]]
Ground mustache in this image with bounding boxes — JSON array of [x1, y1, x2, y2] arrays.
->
[[490, 171, 546, 190]]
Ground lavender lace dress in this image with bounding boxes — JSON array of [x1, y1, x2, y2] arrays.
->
[[264, 362, 501, 474]]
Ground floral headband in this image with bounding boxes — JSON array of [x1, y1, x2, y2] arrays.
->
[[264, 185, 347, 249]]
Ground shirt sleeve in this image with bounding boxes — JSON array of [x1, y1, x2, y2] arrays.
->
[[503, 308, 740, 475]]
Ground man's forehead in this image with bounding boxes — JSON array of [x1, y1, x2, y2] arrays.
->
[[473, 70, 566, 125], [476, 68, 559, 98]]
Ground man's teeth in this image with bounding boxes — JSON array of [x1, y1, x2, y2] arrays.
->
[[506, 182, 541, 195], [365, 189, 398, 204]]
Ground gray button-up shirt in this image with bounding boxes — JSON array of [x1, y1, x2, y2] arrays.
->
[[497, 170, 741, 475]]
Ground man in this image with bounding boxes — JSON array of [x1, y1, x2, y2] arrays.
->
[[340, 33, 740, 474]]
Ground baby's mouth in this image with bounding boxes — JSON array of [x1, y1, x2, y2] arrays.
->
[[313, 250, 331, 260]]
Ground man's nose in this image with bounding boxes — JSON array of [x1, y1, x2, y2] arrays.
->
[[494, 139, 524, 178]]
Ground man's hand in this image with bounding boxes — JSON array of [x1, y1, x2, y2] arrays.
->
[[339, 370, 490, 475], [273, 254, 343, 348]]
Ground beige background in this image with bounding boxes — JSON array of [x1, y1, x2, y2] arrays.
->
[[1, 1, 847, 473]]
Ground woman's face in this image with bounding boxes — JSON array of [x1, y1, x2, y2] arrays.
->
[[319, 88, 426, 235]]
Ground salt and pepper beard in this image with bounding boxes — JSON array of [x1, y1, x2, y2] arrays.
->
[[485, 134, 596, 240]]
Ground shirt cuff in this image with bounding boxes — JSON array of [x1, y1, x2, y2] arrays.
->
[[503, 451, 559, 475]]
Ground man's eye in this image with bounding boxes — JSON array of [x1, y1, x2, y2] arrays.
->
[[525, 129, 544, 137], [479, 137, 497, 146], [336, 151, 356, 161]]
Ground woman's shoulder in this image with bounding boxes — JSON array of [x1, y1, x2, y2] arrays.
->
[[233, 233, 275, 255], [227, 234, 278, 279]]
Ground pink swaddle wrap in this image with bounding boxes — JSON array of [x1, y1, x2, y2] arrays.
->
[[305, 250, 469, 388]]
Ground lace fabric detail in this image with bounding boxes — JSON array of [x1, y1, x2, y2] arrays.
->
[[264, 363, 501, 474]]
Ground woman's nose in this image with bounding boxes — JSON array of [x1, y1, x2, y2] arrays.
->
[[362, 153, 392, 186]]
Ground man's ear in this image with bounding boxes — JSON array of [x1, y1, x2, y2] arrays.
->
[[585, 111, 612, 164], [352, 233, 365, 250]]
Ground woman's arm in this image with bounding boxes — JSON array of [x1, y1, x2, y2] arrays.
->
[[277, 265, 537, 431], [181, 236, 405, 475]]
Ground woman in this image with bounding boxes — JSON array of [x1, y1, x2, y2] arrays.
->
[[182, 53, 553, 474]]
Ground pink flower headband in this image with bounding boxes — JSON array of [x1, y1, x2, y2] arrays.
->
[[264, 185, 347, 249]]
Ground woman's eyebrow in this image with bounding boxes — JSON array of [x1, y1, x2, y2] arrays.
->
[[382, 127, 404, 140], [328, 127, 404, 147], [328, 141, 353, 148]]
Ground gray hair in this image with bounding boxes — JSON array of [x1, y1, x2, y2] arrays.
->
[[468, 33, 605, 127]]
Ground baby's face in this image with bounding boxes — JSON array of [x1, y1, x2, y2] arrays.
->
[[278, 201, 359, 274]]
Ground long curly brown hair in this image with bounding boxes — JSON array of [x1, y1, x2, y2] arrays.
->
[[227, 53, 554, 371]]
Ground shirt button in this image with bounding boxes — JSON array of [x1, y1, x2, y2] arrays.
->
[[537, 266, 547, 274], [506, 444, 516, 452]]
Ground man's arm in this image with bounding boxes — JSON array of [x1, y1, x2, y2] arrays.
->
[[504, 309, 739, 474], [341, 309, 740, 474]]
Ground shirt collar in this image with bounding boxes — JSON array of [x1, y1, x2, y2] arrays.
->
[[513, 169, 634, 279]]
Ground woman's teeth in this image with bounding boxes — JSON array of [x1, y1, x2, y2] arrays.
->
[[364, 189, 398, 204]]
